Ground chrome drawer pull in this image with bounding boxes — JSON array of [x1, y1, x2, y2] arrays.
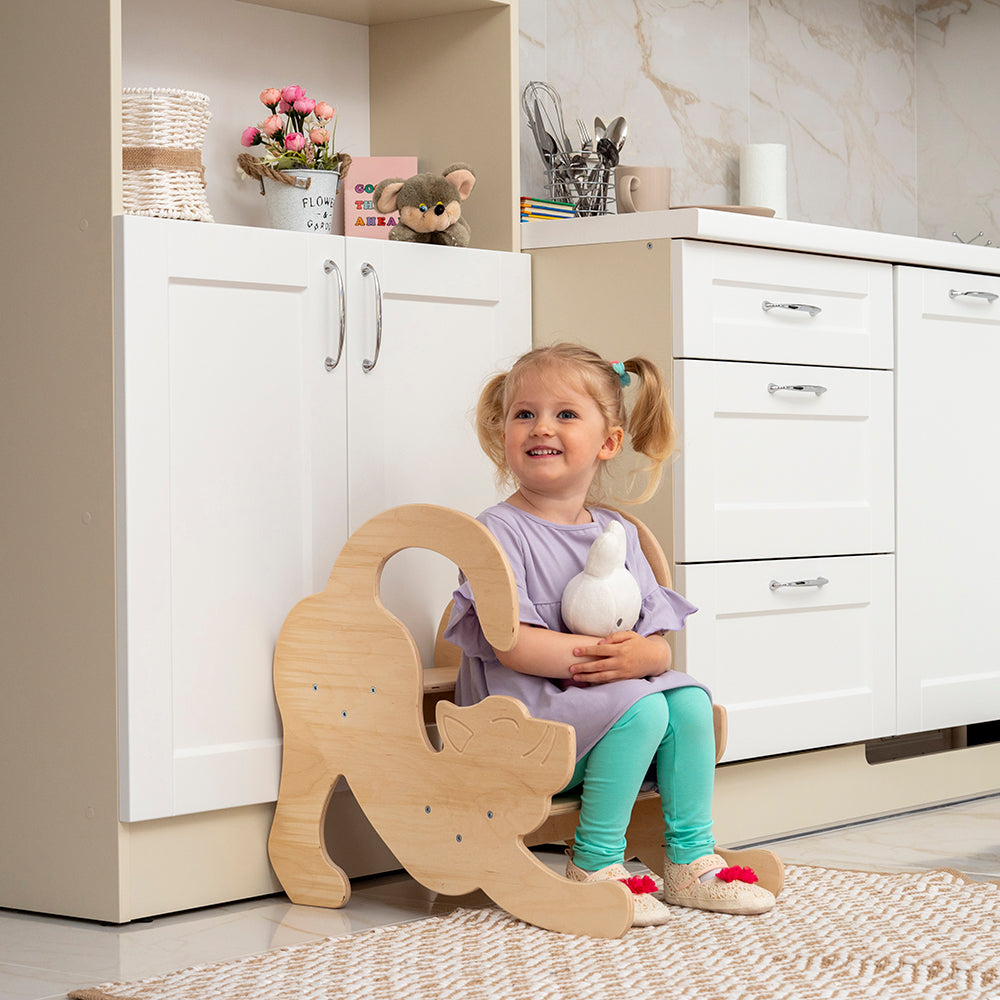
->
[[762, 300, 822, 317], [948, 289, 998, 303], [767, 382, 827, 396], [770, 576, 829, 591], [361, 262, 383, 373], [323, 259, 346, 372]]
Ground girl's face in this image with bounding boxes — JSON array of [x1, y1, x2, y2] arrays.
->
[[503, 367, 623, 499]]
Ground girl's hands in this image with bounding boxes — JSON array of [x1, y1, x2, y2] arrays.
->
[[494, 623, 670, 684], [567, 632, 672, 685]]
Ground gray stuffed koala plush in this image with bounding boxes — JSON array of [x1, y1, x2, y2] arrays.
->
[[372, 163, 476, 247]]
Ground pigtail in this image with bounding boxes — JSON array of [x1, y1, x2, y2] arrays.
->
[[475, 371, 513, 491], [616, 356, 677, 505]]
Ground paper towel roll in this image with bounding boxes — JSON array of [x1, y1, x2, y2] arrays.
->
[[739, 143, 787, 219]]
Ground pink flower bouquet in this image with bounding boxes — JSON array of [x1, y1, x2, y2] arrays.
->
[[240, 86, 343, 172]]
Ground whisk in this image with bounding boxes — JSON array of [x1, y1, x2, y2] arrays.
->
[[521, 80, 573, 158]]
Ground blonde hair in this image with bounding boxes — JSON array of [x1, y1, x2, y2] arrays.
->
[[475, 342, 676, 505]]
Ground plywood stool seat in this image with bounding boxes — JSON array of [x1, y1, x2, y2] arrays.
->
[[269, 504, 782, 939]]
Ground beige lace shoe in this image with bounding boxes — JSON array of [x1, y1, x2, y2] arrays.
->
[[565, 858, 673, 927], [662, 854, 775, 915]]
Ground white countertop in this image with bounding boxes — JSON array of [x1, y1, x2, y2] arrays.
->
[[519, 208, 1000, 276]]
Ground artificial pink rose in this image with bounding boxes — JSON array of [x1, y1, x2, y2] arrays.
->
[[314, 102, 334, 121], [259, 88, 282, 108], [278, 100, 291, 113], [294, 97, 316, 115], [284, 132, 306, 152], [281, 85, 305, 105], [260, 114, 283, 137], [240, 126, 261, 147], [309, 127, 329, 146]]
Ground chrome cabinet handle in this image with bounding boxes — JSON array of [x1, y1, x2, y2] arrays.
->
[[770, 576, 829, 591], [361, 262, 383, 373], [323, 259, 346, 372], [762, 300, 822, 317], [768, 382, 827, 396], [949, 289, 998, 303]]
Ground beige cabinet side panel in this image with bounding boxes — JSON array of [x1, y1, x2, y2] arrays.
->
[[0, 0, 125, 921], [526, 239, 675, 553], [370, 4, 519, 253]]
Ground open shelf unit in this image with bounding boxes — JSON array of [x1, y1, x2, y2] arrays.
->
[[0, 0, 519, 924]]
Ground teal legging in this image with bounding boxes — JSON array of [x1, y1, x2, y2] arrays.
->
[[563, 686, 716, 871]]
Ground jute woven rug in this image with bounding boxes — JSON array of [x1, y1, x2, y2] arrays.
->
[[68, 865, 999, 1000]]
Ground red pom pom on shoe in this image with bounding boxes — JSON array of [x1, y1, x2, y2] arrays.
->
[[716, 866, 758, 884], [619, 875, 658, 895]]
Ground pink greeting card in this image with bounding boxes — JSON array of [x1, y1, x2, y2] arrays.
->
[[343, 156, 419, 238]]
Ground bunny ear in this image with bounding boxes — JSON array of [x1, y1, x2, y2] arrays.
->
[[442, 163, 476, 200], [373, 179, 405, 213]]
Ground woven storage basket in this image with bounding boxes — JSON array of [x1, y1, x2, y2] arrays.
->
[[122, 87, 214, 222]]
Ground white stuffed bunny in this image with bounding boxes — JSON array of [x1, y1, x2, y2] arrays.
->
[[561, 520, 642, 636]]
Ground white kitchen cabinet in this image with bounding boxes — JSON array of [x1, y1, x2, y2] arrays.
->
[[117, 217, 529, 823], [529, 236, 897, 761], [3, 0, 523, 923], [525, 214, 1000, 858], [674, 359, 894, 562], [895, 265, 1000, 733], [675, 555, 895, 760], [669, 242, 896, 758]]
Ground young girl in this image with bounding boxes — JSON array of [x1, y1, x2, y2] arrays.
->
[[444, 343, 775, 926]]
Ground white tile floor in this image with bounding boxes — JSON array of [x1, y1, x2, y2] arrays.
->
[[2, 794, 998, 1000]]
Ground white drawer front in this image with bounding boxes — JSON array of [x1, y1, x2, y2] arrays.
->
[[672, 240, 893, 368], [903, 266, 1000, 327], [674, 359, 894, 562], [674, 555, 895, 762]]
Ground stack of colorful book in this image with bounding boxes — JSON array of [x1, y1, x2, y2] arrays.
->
[[520, 197, 576, 221]]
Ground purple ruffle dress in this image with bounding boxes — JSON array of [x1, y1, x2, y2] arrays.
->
[[444, 503, 706, 761]]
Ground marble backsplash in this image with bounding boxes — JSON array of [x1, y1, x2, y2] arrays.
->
[[917, 1, 1000, 244], [521, 0, 1000, 242]]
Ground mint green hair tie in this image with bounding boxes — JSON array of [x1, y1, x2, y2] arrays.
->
[[611, 361, 631, 387]]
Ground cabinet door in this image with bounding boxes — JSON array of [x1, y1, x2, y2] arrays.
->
[[117, 218, 349, 821], [343, 239, 531, 665], [674, 359, 894, 562], [896, 265, 1000, 732], [675, 555, 895, 761]]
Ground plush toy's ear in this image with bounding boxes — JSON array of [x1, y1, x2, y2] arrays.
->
[[373, 178, 405, 214], [442, 163, 476, 201]]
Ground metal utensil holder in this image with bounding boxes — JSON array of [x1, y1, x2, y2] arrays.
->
[[544, 151, 614, 217]]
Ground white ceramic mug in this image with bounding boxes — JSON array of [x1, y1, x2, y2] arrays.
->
[[614, 165, 671, 213]]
